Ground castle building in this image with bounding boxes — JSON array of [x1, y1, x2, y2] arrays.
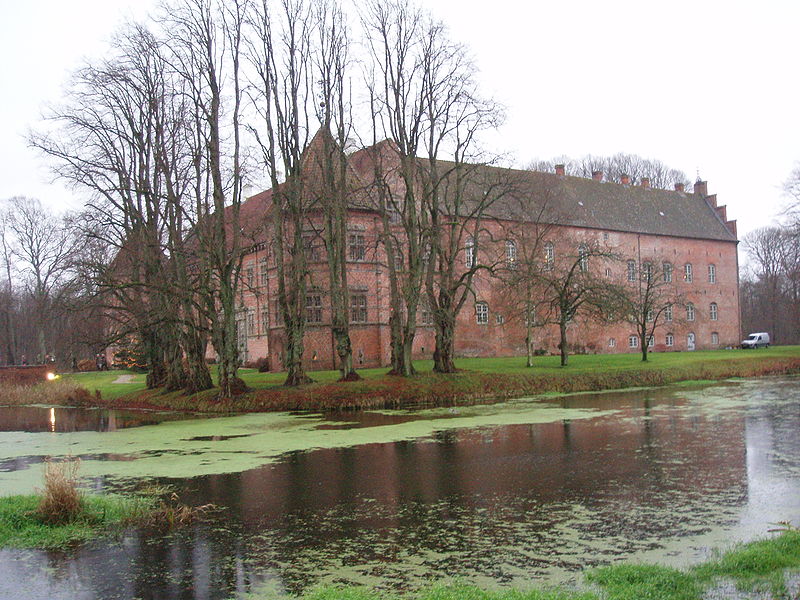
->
[[233, 138, 739, 371]]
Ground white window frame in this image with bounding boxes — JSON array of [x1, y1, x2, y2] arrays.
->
[[708, 263, 716, 284], [711, 332, 719, 345], [465, 236, 476, 268], [666, 333, 674, 347], [578, 244, 589, 272], [686, 303, 695, 321], [684, 263, 693, 283], [663, 262, 672, 283], [627, 260, 637, 282], [628, 335, 639, 348], [544, 242, 554, 270], [505, 240, 517, 268], [476, 302, 489, 324], [710, 302, 718, 321]]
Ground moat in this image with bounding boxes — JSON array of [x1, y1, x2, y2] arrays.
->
[[1, 376, 798, 599]]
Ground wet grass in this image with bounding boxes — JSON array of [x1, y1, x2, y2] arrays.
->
[[0, 493, 154, 550], [250, 532, 800, 600], [14, 346, 800, 411]]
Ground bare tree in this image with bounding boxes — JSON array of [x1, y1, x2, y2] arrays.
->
[[4, 197, 81, 363], [611, 260, 684, 361], [743, 227, 785, 342], [30, 21, 216, 393], [493, 189, 558, 367], [312, 0, 360, 381], [247, 0, 317, 386], [528, 152, 690, 190], [534, 240, 617, 366], [362, 0, 433, 376], [407, 16, 507, 374], [0, 209, 19, 365], [164, 0, 249, 397]]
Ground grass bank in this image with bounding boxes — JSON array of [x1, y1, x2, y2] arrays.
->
[[0, 493, 154, 550], [5, 347, 799, 413], [0, 458, 213, 550], [80, 347, 800, 412], [253, 531, 800, 600]]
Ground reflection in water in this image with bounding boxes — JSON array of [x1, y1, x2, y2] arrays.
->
[[0, 378, 799, 600], [0, 405, 198, 433]]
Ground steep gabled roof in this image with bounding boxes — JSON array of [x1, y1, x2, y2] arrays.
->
[[243, 136, 738, 244]]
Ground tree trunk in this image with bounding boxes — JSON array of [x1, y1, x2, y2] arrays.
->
[[333, 323, 359, 381], [163, 334, 187, 392], [145, 332, 167, 389], [215, 282, 246, 398], [559, 320, 569, 366], [283, 315, 312, 386], [433, 311, 456, 373], [526, 326, 534, 368]]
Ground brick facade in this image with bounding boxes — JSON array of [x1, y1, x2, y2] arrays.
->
[[229, 143, 740, 371]]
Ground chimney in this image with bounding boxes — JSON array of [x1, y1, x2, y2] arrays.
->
[[641, 177, 650, 189], [620, 173, 630, 185], [555, 164, 565, 176], [674, 182, 685, 192], [694, 180, 708, 197], [592, 170, 603, 181]]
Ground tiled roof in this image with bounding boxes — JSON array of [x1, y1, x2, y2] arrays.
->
[[242, 135, 738, 244], [488, 169, 738, 242]]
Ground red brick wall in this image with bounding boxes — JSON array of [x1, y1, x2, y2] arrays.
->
[[236, 211, 740, 371]]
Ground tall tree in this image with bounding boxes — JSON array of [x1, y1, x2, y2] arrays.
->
[[312, 0, 360, 381], [5, 197, 80, 363], [362, 0, 435, 376], [247, 0, 315, 386], [30, 21, 214, 393], [165, 0, 249, 396]]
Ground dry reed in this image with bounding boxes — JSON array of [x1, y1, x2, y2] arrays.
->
[[35, 456, 84, 526]]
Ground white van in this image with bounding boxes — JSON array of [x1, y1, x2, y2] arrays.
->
[[741, 332, 770, 349]]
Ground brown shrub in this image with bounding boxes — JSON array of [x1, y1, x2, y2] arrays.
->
[[36, 457, 84, 526]]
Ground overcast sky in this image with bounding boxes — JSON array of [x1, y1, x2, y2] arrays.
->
[[2, 0, 798, 243]]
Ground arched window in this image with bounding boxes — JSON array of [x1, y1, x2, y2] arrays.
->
[[475, 301, 489, 324], [465, 236, 475, 268], [628, 335, 639, 348], [578, 243, 589, 272], [663, 262, 673, 283], [708, 263, 716, 283], [505, 240, 517, 268], [665, 333, 674, 347], [627, 260, 637, 282], [684, 263, 693, 283], [544, 242, 554, 270], [711, 332, 719, 345], [664, 304, 673, 322], [642, 262, 653, 282], [710, 302, 718, 321], [686, 302, 695, 321]]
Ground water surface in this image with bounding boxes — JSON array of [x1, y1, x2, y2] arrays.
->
[[0, 377, 798, 599]]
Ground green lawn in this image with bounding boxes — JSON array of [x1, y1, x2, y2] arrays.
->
[[0, 493, 153, 550], [62, 346, 800, 402]]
